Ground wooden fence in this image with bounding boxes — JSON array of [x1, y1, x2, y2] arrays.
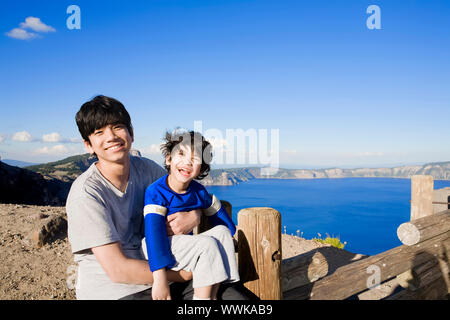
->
[[198, 175, 450, 300]]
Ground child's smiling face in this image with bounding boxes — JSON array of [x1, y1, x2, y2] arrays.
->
[[166, 142, 202, 187]]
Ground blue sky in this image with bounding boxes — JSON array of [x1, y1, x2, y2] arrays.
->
[[1, 0, 449, 168]]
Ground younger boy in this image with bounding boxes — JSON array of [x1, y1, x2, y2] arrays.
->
[[144, 130, 239, 300]]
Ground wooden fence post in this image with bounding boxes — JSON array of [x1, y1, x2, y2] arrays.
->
[[237, 207, 282, 300], [398, 175, 436, 289], [410, 175, 434, 220]]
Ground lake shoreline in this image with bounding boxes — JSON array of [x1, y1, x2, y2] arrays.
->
[[207, 178, 450, 255]]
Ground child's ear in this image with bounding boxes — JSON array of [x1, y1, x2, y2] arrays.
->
[[83, 139, 94, 155], [165, 154, 171, 166]]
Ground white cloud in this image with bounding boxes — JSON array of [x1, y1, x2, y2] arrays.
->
[[34, 144, 69, 155], [52, 145, 69, 153], [20, 17, 55, 33], [69, 137, 82, 143], [6, 28, 37, 40], [6, 17, 55, 40], [12, 131, 33, 142], [42, 132, 62, 143], [0, 135, 5, 143], [41, 133, 83, 144], [145, 144, 162, 155], [33, 146, 50, 154], [8, 131, 81, 144]]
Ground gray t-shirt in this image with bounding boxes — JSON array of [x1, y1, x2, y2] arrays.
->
[[66, 155, 165, 299]]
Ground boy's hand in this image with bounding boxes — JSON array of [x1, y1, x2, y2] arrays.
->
[[152, 269, 171, 300], [166, 209, 201, 235], [152, 279, 171, 300]]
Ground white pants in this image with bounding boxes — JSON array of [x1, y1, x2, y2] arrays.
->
[[168, 225, 240, 288]]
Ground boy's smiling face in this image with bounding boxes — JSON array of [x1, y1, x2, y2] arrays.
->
[[84, 123, 133, 165], [166, 142, 202, 188]]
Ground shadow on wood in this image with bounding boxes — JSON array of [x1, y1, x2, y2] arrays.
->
[[237, 228, 259, 284], [283, 246, 367, 299], [385, 248, 450, 300]]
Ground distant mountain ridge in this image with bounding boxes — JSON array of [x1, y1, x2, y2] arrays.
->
[[22, 154, 450, 187], [2, 154, 450, 206], [202, 161, 450, 185], [25, 153, 97, 183], [1, 159, 39, 168]]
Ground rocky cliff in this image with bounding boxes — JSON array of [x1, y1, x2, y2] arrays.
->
[[0, 161, 70, 206], [201, 168, 259, 185]]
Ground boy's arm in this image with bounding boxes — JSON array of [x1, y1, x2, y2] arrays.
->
[[151, 268, 171, 300], [144, 203, 177, 271], [91, 242, 191, 285], [204, 194, 237, 236], [143, 185, 179, 271]]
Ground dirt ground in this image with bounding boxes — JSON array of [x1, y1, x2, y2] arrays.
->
[[0, 204, 75, 300], [0, 203, 393, 300]]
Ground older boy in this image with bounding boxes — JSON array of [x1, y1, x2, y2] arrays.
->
[[67, 96, 200, 299], [66, 95, 248, 300]]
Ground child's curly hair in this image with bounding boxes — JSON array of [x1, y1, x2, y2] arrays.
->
[[160, 130, 212, 180]]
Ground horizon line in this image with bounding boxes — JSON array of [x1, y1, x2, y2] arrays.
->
[[2, 153, 449, 171]]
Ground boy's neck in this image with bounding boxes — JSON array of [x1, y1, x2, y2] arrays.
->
[[96, 157, 130, 193], [166, 174, 190, 194]]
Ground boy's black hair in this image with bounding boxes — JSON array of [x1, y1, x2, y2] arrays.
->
[[161, 130, 212, 180], [75, 95, 134, 143]]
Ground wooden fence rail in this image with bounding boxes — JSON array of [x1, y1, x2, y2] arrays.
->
[[397, 210, 450, 246], [283, 231, 449, 300], [202, 175, 449, 300]]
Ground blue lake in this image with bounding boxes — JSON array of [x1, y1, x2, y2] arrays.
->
[[206, 178, 450, 256]]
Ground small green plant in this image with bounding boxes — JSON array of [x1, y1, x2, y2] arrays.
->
[[312, 233, 347, 249]]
